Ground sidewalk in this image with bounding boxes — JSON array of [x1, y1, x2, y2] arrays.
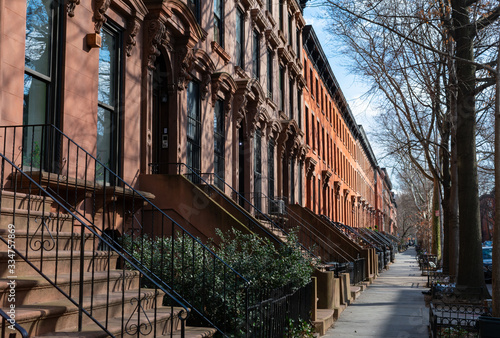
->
[[323, 248, 429, 338]]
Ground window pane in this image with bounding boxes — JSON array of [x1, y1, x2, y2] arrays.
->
[[96, 106, 114, 179], [23, 74, 48, 125], [25, 0, 53, 76], [98, 29, 118, 106]]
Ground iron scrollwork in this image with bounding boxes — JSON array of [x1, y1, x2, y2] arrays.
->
[[29, 215, 56, 252]]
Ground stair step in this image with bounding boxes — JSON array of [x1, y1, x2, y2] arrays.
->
[[0, 269, 140, 306], [0, 250, 118, 278], [0, 207, 74, 232], [35, 307, 216, 337], [5, 288, 165, 336], [0, 190, 54, 212], [0, 229, 95, 253]]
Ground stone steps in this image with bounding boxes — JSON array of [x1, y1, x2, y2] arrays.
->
[[0, 249, 119, 278], [6, 288, 164, 336], [0, 207, 74, 232], [0, 184, 216, 337], [0, 229, 95, 252], [0, 270, 140, 307], [0, 190, 54, 213]]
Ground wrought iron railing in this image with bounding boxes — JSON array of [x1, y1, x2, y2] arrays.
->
[[248, 281, 313, 337], [429, 302, 489, 337], [168, 166, 319, 261], [0, 308, 28, 338], [0, 124, 253, 336], [0, 153, 190, 336]]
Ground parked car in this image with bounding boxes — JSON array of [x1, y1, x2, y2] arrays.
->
[[483, 246, 492, 283]]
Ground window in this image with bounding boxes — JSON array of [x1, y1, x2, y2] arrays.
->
[[97, 24, 122, 182], [236, 9, 244, 68], [315, 78, 319, 103], [279, 66, 285, 111], [289, 78, 294, 119], [288, 14, 293, 44], [305, 107, 309, 145], [298, 164, 303, 205], [253, 30, 260, 79], [309, 69, 313, 94], [267, 49, 273, 99], [24, 0, 62, 169], [213, 0, 224, 46], [297, 88, 302, 128], [188, 0, 200, 23], [187, 81, 201, 178], [279, 1, 283, 31], [268, 139, 275, 199], [267, 0, 272, 14], [254, 128, 262, 210], [296, 28, 300, 57], [312, 115, 316, 150], [214, 99, 225, 189]]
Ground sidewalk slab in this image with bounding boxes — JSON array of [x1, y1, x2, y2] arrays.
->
[[323, 248, 429, 338]]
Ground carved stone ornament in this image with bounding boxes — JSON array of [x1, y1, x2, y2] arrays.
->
[[224, 96, 233, 116], [176, 47, 195, 90], [126, 18, 141, 57], [146, 20, 166, 70], [305, 156, 317, 178], [233, 95, 248, 128], [334, 181, 341, 195], [94, 0, 111, 33], [67, 0, 80, 17], [200, 73, 211, 100]]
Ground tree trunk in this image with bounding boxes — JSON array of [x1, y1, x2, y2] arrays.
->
[[432, 177, 442, 260], [452, 0, 489, 297], [449, 132, 460, 278], [493, 38, 500, 317]]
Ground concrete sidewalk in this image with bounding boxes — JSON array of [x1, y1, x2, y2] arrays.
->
[[323, 248, 429, 338]]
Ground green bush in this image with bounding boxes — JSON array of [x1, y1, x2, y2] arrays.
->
[[119, 228, 314, 335]]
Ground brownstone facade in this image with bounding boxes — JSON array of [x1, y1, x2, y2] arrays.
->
[[302, 26, 397, 233]]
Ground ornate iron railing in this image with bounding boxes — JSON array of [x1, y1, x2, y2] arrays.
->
[[168, 166, 319, 261], [429, 302, 489, 337], [0, 124, 253, 336], [0, 153, 190, 336]]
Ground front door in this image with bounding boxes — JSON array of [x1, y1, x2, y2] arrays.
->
[[152, 57, 169, 174]]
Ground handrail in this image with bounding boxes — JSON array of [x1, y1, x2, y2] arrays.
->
[[321, 216, 379, 250], [0, 308, 28, 338], [0, 154, 187, 336], [0, 124, 251, 336], [171, 164, 319, 260], [257, 192, 355, 263]]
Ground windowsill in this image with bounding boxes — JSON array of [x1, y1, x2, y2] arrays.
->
[[211, 41, 231, 65]]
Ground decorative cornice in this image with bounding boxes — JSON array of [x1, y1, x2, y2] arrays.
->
[[278, 47, 293, 65], [322, 169, 332, 186], [211, 72, 237, 116], [67, 0, 80, 17], [239, 0, 254, 11], [94, 0, 111, 33], [265, 29, 281, 49], [211, 41, 231, 65], [305, 156, 317, 178], [334, 181, 341, 195], [295, 12, 306, 28], [251, 8, 271, 32]]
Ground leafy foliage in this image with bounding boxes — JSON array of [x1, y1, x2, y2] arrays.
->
[[120, 228, 314, 335]]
